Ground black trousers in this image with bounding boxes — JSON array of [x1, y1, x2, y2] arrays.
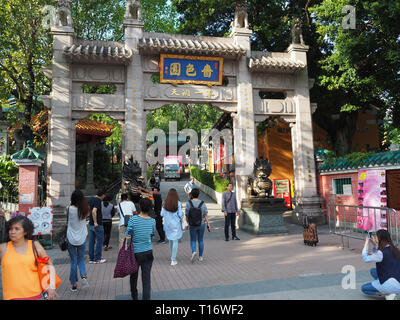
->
[[224, 213, 237, 239], [155, 211, 165, 241], [130, 250, 154, 300], [103, 220, 112, 247]]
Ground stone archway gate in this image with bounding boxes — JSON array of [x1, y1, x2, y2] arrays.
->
[[43, 0, 323, 232]]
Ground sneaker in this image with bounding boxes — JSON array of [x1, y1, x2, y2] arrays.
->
[[191, 252, 197, 263], [225, 238, 229, 241], [171, 260, 178, 266], [199, 256, 203, 262], [89, 260, 96, 264], [385, 293, 397, 300], [81, 277, 89, 288], [70, 285, 78, 292], [104, 246, 108, 251], [95, 258, 106, 264], [232, 236, 240, 240], [107, 246, 113, 250]]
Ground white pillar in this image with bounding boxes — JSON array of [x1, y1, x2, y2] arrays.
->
[[287, 44, 323, 221], [47, 26, 75, 207], [231, 27, 256, 206], [124, 18, 146, 176]]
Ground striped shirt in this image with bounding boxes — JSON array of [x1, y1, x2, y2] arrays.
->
[[125, 215, 156, 253]]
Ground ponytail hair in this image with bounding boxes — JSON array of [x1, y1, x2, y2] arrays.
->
[[376, 229, 400, 260]]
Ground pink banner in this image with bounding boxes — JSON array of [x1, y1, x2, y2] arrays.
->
[[357, 170, 387, 231]]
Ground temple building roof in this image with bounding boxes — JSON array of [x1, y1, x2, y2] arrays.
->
[[75, 118, 113, 137], [249, 52, 306, 73], [64, 40, 132, 64], [138, 33, 247, 58]]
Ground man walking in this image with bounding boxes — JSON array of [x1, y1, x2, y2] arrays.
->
[[222, 183, 240, 241], [88, 189, 107, 264], [184, 177, 196, 200]]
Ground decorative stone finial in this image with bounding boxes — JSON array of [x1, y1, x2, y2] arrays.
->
[[291, 16, 305, 45], [56, 0, 73, 27], [232, 1, 249, 29], [125, 0, 142, 21]]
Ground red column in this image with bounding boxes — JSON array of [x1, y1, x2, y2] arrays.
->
[[18, 165, 39, 214]]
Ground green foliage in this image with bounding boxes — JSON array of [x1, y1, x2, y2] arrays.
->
[[190, 166, 229, 193], [0, 155, 19, 201], [147, 104, 224, 137]]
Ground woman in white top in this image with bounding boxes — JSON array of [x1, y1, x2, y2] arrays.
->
[[67, 189, 90, 292], [361, 229, 400, 300], [161, 188, 184, 266]]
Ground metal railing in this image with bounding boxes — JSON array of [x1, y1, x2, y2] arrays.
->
[[327, 204, 400, 248]]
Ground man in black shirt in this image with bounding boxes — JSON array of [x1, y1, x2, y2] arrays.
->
[[88, 189, 106, 264], [152, 187, 166, 243]]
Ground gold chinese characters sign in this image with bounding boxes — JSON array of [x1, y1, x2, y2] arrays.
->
[[159, 54, 224, 86]]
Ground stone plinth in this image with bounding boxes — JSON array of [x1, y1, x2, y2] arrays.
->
[[240, 197, 288, 235]]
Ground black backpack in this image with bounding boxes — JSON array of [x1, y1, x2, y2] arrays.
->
[[187, 200, 204, 227]]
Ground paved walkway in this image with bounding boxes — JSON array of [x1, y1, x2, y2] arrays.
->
[[0, 180, 381, 300]]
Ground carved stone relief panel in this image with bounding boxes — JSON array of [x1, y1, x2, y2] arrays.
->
[[254, 98, 295, 115], [142, 55, 159, 72], [72, 94, 125, 112], [72, 65, 125, 83], [144, 83, 237, 104], [251, 73, 295, 90]]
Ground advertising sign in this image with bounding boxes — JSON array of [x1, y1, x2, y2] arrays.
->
[[27, 207, 54, 236], [273, 179, 292, 209], [159, 54, 224, 86], [357, 170, 387, 232]]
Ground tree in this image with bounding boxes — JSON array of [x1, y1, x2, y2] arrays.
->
[[0, 0, 53, 143], [172, 0, 400, 155]]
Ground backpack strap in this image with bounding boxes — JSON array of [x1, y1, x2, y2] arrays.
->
[[118, 203, 125, 218], [197, 201, 204, 209]]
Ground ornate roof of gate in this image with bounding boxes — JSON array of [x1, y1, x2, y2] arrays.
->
[[138, 33, 247, 58], [64, 40, 133, 64], [249, 51, 306, 73]]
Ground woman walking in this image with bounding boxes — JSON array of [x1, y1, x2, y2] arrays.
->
[[125, 197, 156, 300], [185, 188, 210, 263], [67, 189, 91, 292], [161, 188, 184, 266], [0, 216, 57, 300], [102, 194, 115, 251], [361, 229, 400, 300]]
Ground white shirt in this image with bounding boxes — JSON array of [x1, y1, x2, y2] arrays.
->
[[117, 200, 136, 228], [67, 206, 88, 246], [362, 244, 400, 294]]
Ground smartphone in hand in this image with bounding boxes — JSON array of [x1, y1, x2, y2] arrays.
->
[[207, 225, 211, 232]]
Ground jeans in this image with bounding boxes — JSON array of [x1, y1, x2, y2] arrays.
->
[[190, 223, 205, 257], [130, 250, 154, 300], [103, 220, 112, 247], [361, 268, 380, 296], [169, 239, 179, 261], [224, 213, 237, 239], [67, 239, 87, 285], [88, 225, 104, 261]]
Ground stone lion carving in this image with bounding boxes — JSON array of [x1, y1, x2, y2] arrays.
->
[[232, 1, 249, 29], [291, 17, 305, 45], [56, 0, 72, 27], [247, 157, 273, 198], [122, 155, 146, 197], [125, 0, 142, 20]]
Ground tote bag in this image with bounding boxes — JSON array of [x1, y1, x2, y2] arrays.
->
[[113, 238, 138, 278]]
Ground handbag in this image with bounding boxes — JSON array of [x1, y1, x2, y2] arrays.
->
[[119, 204, 131, 227], [58, 206, 69, 251], [33, 241, 62, 291], [180, 212, 188, 231], [113, 238, 138, 278]]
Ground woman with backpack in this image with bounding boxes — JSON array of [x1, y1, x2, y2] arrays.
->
[[361, 229, 400, 300], [161, 188, 184, 266], [185, 188, 210, 263]]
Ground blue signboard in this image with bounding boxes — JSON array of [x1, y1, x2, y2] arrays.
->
[[159, 54, 224, 86]]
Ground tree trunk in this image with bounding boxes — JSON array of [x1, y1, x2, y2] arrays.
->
[[334, 111, 358, 156]]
